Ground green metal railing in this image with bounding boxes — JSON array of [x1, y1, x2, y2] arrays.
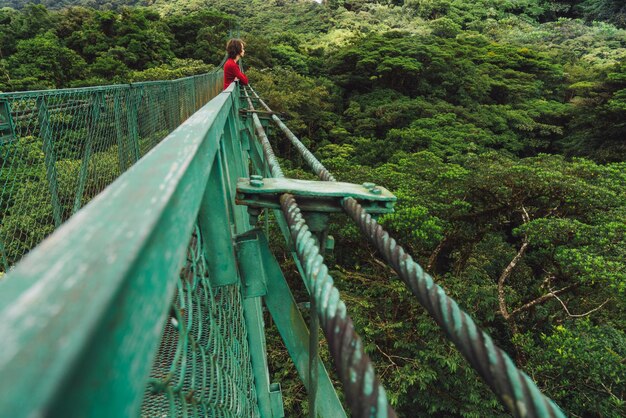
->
[[0, 73, 222, 271], [0, 80, 267, 417]]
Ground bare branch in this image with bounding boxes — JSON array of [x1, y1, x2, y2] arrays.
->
[[498, 239, 529, 320], [510, 283, 578, 317], [600, 382, 622, 403], [552, 292, 610, 318], [370, 254, 393, 272], [521, 205, 530, 223], [375, 344, 398, 366], [498, 208, 531, 329], [427, 237, 446, 272]]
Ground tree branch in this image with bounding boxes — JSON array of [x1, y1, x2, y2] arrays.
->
[[498, 238, 529, 321], [509, 283, 578, 317], [551, 292, 610, 318], [427, 236, 446, 272]]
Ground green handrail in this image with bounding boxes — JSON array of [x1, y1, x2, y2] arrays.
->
[[0, 83, 262, 417]]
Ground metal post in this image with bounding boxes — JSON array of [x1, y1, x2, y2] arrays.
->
[[36, 97, 63, 227], [114, 92, 127, 173], [242, 229, 346, 417], [224, 104, 249, 232], [198, 149, 238, 287], [0, 239, 8, 273], [127, 87, 141, 163], [73, 92, 102, 214], [242, 295, 275, 417], [165, 85, 176, 131]]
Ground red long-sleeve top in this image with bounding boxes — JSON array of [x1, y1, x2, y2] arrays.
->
[[223, 58, 248, 89]]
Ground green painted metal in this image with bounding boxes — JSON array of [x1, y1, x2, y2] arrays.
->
[[0, 100, 15, 144], [0, 80, 265, 417], [198, 149, 239, 288], [242, 228, 347, 417], [237, 232, 269, 298], [114, 92, 128, 172], [269, 383, 285, 417], [142, 236, 259, 417], [243, 297, 274, 417], [236, 177, 396, 214], [36, 97, 63, 228], [72, 92, 102, 213], [249, 85, 567, 418], [127, 87, 141, 163], [248, 128, 266, 175], [225, 108, 250, 233], [308, 229, 328, 418], [0, 240, 8, 273], [236, 230, 284, 418], [308, 293, 319, 418]]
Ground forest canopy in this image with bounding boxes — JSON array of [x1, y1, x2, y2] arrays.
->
[[0, 0, 624, 416]]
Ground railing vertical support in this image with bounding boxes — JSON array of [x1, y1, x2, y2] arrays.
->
[[114, 92, 127, 173], [241, 295, 274, 417], [224, 106, 249, 232], [238, 229, 346, 417], [198, 149, 238, 287], [146, 93, 159, 148], [308, 294, 319, 418], [175, 86, 183, 127], [189, 80, 196, 119], [127, 86, 141, 163], [236, 230, 282, 418], [165, 85, 175, 131], [36, 97, 63, 227], [0, 240, 8, 273], [73, 92, 102, 214]]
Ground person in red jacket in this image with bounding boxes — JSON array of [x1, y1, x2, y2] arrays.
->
[[223, 39, 249, 90]]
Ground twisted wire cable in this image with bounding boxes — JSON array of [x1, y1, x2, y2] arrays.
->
[[215, 53, 228, 71], [242, 88, 283, 178], [249, 87, 566, 418], [248, 87, 336, 182], [281, 193, 395, 418], [341, 198, 565, 418], [243, 86, 396, 417]]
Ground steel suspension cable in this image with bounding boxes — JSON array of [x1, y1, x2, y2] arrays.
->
[[247, 88, 336, 182], [243, 87, 396, 418], [247, 86, 566, 418]]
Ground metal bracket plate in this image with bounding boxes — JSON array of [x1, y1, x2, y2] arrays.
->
[[236, 177, 396, 214]]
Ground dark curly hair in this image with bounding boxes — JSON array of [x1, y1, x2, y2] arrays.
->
[[226, 39, 245, 59]]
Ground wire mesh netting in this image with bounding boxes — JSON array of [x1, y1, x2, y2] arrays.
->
[[0, 73, 223, 272], [141, 226, 260, 417]]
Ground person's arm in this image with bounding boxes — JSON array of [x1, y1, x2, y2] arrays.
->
[[233, 65, 248, 85]]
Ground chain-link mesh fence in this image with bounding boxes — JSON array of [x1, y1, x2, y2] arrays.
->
[[141, 226, 260, 417], [0, 73, 223, 272]]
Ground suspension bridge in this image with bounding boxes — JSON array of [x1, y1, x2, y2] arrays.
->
[[0, 67, 566, 417]]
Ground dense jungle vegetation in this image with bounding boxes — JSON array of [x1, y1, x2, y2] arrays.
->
[[0, 0, 625, 416]]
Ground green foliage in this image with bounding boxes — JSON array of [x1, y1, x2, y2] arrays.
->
[[1, 0, 625, 416], [520, 319, 626, 416], [164, 10, 233, 64], [0, 6, 233, 90], [249, 67, 339, 145], [128, 58, 214, 81], [6, 31, 87, 89]]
